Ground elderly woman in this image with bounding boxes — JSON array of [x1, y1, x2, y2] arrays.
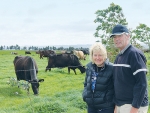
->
[[82, 42, 115, 113]]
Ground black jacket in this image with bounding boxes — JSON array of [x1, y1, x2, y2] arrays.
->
[[82, 59, 114, 109]]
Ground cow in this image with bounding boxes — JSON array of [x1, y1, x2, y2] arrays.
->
[[35, 51, 40, 54], [143, 49, 150, 53], [73, 50, 86, 60], [11, 52, 18, 55], [45, 53, 85, 75], [80, 49, 89, 55], [60, 50, 73, 54], [25, 51, 31, 54], [39, 50, 55, 59], [13, 56, 44, 95]]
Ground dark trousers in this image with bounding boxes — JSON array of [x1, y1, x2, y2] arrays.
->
[[87, 106, 114, 113]]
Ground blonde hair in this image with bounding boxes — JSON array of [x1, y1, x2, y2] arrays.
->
[[89, 42, 107, 63]]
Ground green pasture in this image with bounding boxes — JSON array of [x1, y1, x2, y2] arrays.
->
[[0, 50, 149, 113]]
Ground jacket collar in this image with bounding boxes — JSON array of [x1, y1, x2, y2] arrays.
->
[[119, 44, 131, 55]]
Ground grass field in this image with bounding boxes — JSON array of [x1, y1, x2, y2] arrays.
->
[[0, 50, 149, 113]]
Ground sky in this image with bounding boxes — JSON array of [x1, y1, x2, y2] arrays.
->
[[0, 0, 150, 47]]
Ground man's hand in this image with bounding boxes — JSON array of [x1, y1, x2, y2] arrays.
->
[[114, 106, 117, 113], [130, 107, 138, 113]]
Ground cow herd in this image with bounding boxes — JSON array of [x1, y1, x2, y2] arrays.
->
[[12, 49, 89, 95]]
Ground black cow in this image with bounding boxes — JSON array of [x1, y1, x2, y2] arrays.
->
[[45, 53, 85, 75], [13, 56, 44, 95], [80, 49, 89, 55], [25, 51, 31, 54]]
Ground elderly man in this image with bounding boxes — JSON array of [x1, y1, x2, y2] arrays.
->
[[110, 24, 149, 113]]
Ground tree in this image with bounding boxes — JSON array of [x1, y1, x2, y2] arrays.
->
[[94, 3, 128, 62], [0, 46, 3, 50], [7, 46, 9, 50], [52, 46, 56, 50], [23, 46, 27, 50], [68, 47, 74, 51], [15, 44, 20, 50], [132, 23, 150, 50], [10, 45, 15, 50]]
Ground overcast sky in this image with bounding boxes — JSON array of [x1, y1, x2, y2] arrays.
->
[[0, 0, 150, 46]]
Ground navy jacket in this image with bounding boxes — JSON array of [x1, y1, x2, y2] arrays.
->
[[113, 45, 148, 108], [82, 59, 114, 109]]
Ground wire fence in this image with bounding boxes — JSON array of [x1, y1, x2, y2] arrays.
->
[[0, 64, 84, 73]]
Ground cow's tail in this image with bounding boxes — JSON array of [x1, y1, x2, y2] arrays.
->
[[29, 58, 37, 81]]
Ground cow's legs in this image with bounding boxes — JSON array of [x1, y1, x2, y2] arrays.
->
[[45, 67, 51, 72], [68, 67, 77, 75]]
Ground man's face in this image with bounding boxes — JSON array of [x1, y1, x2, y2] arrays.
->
[[112, 33, 129, 50]]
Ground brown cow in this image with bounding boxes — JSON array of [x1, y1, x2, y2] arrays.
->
[[73, 50, 86, 60], [39, 50, 55, 59]]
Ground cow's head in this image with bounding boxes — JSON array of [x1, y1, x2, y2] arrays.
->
[[78, 66, 85, 74], [29, 79, 44, 95]]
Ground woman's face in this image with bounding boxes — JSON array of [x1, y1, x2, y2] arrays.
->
[[92, 50, 105, 67]]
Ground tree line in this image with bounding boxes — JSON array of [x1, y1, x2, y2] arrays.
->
[[0, 44, 88, 51]]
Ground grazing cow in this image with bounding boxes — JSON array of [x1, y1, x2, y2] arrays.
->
[[11, 52, 18, 55], [45, 53, 85, 75], [73, 50, 86, 60], [39, 50, 55, 59], [13, 56, 44, 95], [25, 51, 31, 54]]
